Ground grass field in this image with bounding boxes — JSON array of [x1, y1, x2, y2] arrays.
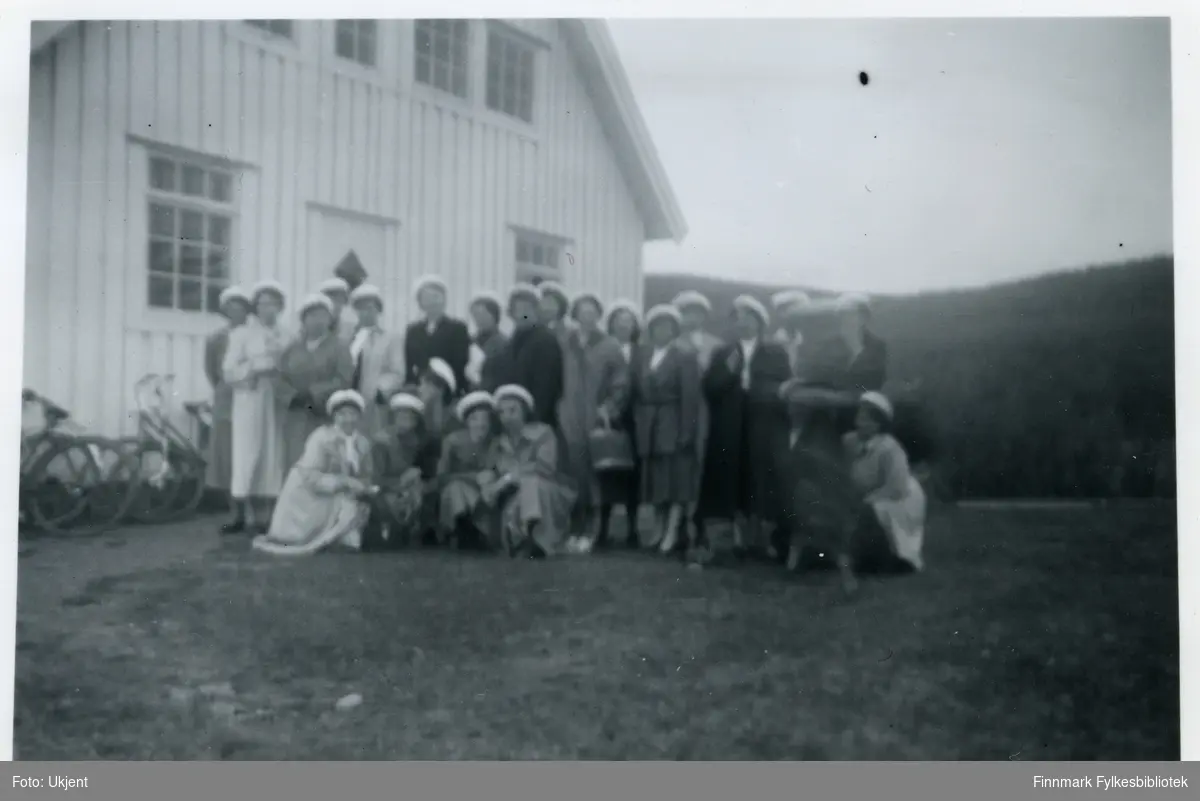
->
[[14, 504, 1179, 760]]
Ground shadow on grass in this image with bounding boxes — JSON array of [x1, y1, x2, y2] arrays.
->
[[15, 506, 1180, 760]]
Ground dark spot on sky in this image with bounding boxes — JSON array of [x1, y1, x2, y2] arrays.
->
[[1118, 243, 1124, 248], [859, 71, 870, 86]]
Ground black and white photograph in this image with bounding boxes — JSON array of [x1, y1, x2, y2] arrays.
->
[[6, 2, 1192, 762]]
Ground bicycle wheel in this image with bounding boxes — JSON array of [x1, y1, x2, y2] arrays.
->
[[166, 451, 208, 520], [23, 437, 103, 532], [77, 436, 144, 530], [122, 439, 186, 524]]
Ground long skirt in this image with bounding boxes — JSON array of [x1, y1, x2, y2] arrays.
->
[[868, 477, 927, 571], [495, 474, 576, 556], [282, 408, 324, 473], [641, 451, 696, 506], [598, 461, 640, 509], [252, 481, 367, 556], [205, 417, 234, 491], [229, 383, 285, 499]]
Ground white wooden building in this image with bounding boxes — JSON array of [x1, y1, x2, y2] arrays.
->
[[24, 19, 686, 437]]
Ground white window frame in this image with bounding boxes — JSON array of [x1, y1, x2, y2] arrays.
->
[[244, 20, 295, 40], [127, 137, 249, 335], [413, 19, 472, 100], [484, 21, 540, 125], [335, 19, 378, 68], [511, 226, 570, 285]]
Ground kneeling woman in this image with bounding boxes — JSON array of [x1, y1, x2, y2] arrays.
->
[[481, 385, 577, 558], [252, 390, 376, 556], [436, 390, 499, 548], [837, 390, 927, 592], [365, 392, 440, 550]]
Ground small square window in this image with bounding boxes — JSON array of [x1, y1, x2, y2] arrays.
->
[[335, 20, 377, 67], [414, 19, 470, 98], [148, 274, 175, 308], [208, 171, 232, 203], [150, 157, 176, 192], [181, 165, 206, 196], [485, 29, 536, 123]]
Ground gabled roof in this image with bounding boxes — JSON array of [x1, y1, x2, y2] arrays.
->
[[30, 19, 688, 244]]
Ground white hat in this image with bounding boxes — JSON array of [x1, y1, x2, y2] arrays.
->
[[732, 294, 770, 329], [538, 281, 569, 302], [771, 290, 811, 314], [671, 290, 712, 314], [412, 274, 448, 302], [507, 282, 540, 306], [298, 293, 335, 318], [603, 298, 642, 330], [388, 392, 426, 414], [456, 390, 496, 419], [376, 372, 405, 400], [860, 390, 894, 421], [251, 280, 286, 305], [836, 293, 872, 313], [349, 283, 384, 308], [218, 285, 252, 309], [425, 357, 457, 395], [494, 383, 535, 412], [319, 277, 351, 296], [326, 388, 365, 416], [570, 290, 603, 318], [645, 303, 683, 329], [469, 290, 504, 310]]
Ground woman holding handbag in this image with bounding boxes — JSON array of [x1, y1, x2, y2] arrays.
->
[[595, 299, 643, 549]]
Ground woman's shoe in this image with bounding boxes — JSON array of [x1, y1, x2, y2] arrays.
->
[[220, 519, 245, 535], [658, 526, 680, 555]]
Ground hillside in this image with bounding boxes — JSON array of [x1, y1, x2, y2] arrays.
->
[[645, 257, 1176, 499]]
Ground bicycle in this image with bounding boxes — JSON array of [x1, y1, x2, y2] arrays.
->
[[19, 389, 142, 533], [120, 373, 210, 524]]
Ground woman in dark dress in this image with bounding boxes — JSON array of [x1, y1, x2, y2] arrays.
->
[[466, 290, 508, 391], [480, 283, 565, 431], [403, 274, 471, 394], [596, 299, 643, 548]]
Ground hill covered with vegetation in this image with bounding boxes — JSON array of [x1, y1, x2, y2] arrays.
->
[[645, 256, 1175, 499]]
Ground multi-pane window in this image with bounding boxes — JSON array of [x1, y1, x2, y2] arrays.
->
[[245, 20, 294, 39], [514, 232, 562, 284], [146, 155, 234, 314], [414, 20, 470, 98], [336, 20, 377, 67], [486, 28, 535, 123]]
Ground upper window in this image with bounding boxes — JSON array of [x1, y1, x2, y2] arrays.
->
[[514, 231, 562, 284], [414, 20, 470, 98], [336, 20, 377, 67], [245, 20, 294, 39], [485, 27, 535, 123], [146, 154, 235, 315]]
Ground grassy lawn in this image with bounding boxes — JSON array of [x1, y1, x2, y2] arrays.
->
[[14, 504, 1179, 760]]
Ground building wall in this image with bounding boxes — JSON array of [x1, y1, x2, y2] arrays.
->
[[24, 20, 648, 437]]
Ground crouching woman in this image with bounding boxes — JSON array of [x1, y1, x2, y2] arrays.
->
[[480, 384, 577, 559], [836, 390, 928, 592], [363, 391, 440, 550], [436, 390, 499, 548], [252, 390, 375, 556]]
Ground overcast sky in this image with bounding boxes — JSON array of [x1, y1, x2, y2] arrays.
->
[[608, 18, 1173, 294]]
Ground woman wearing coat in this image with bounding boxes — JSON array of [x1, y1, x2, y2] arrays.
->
[[596, 299, 643, 549], [697, 295, 793, 559], [276, 294, 356, 471], [831, 293, 888, 393], [480, 283, 565, 430], [404, 274, 471, 394], [221, 280, 291, 534], [635, 304, 702, 555], [466, 291, 509, 391], [537, 281, 572, 342], [204, 286, 252, 501], [347, 283, 405, 438], [557, 291, 629, 551], [319, 277, 358, 346]]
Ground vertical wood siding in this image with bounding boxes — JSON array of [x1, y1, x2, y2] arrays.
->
[[25, 20, 650, 438]]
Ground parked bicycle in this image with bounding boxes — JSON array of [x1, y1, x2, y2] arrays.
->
[[120, 373, 210, 524], [19, 389, 141, 533]]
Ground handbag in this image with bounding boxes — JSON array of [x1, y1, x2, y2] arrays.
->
[[589, 414, 635, 473]]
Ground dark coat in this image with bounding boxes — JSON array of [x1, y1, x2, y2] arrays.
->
[[481, 323, 565, 428], [836, 330, 888, 393], [475, 329, 509, 394], [632, 342, 700, 458], [697, 338, 792, 521], [404, 317, 471, 393]]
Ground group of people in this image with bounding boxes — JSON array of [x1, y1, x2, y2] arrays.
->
[[202, 266, 927, 592]]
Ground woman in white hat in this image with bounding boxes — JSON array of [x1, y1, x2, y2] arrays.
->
[[252, 389, 376, 556], [827, 390, 927, 593], [558, 291, 630, 550], [435, 391, 499, 548], [633, 304, 702, 556], [596, 299, 643, 548], [480, 384, 577, 558], [347, 283, 404, 438], [319, 277, 358, 346], [404, 274, 471, 393], [770, 289, 813, 378], [537, 280, 572, 341], [364, 391, 440, 551], [221, 280, 291, 534], [417, 357, 464, 442], [276, 293, 356, 471], [833, 292, 888, 392], [204, 286, 252, 506], [697, 294, 793, 560], [479, 283, 566, 429], [466, 290, 508, 391]]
